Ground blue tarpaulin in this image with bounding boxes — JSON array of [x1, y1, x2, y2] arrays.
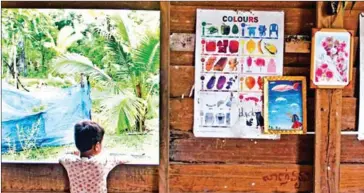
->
[[1, 81, 92, 153]]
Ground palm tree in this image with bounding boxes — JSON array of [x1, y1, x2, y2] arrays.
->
[[52, 14, 160, 133]]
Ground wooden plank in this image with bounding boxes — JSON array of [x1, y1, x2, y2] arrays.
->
[[314, 89, 342, 193], [170, 51, 311, 66], [168, 164, 364, 193], [285, 35, 311, 53], [159, 2, 170, 193], [170, 130, 364, 164], [170, 5, 315, 35], [169, 164, 313, 193], [314, 2, 343, 192], [170, 33, 311, 53], [170, 1, 316, 8], [341, 135, 364, 164], [340, 164, 364, 192], [1, 164, 158, 192], [344, 2, 364, 10], [169, 66, 356, 97], [170, 130, 314, 164], [1, 1, 160, 10], [344, 10, 362, 37]]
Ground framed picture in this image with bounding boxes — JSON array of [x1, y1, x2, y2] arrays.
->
[[310, 28, 354, 88], [359, 13, 364, 140], [1, 9, 160, 164], [263, 76, 307, 134]]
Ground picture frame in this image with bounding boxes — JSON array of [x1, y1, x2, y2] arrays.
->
[[359, 13, 364, 140], [310, 28, 354, 88], [263, 76, 307, 134]]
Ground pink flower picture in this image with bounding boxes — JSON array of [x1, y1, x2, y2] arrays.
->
[[313, 31, 351, 86]]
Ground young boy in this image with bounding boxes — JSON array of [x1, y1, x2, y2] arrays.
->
[[59, 120, 127, 193]]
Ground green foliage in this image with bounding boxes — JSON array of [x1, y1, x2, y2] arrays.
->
[[2, 9, 160, 134]]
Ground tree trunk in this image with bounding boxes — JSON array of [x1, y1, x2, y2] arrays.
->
[[16, 39, 27, 76], [135, 83, 146, 132], [12, 36, 19, 89], [41, 46, 45, 72]]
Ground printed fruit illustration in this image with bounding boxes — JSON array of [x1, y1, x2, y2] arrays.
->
[[232, 24, 239, 34], [221, 24, 230, 35], [245, 76, 255, 90], [257, 39, 264, 54], [229, 40, 239, 53], [264, 43, 277, 55], [205, 56, 217, 71], [207, 26, 218, 34], [206, 41, 216, 52], [213, 57, 228, 71], [247, 56, 253, 71], [246, 39, 256, 54], [207, 76, 216, 89], [254, 58, 265, 72], [216, 76, 227, 90]]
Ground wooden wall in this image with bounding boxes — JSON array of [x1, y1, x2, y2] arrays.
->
[[2, 1, 364, 193]]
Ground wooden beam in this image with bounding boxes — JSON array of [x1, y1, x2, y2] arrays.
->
[[1, 1, 160, 10], [314, 2, 344, 193], [1, 164, 158, 192], [159, 2, 170, 193]]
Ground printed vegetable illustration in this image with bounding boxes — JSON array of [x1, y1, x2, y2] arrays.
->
[[207, 26, 218, 34], [206, 41, 216, 52], [205, 56, 217, 71], [232, 24, 239, 34], [213, 57, 228, 71], [221, 24, 230, 35], [246, 39, 256, 54], [240, 40, 245, 54], [245, 76, 255, 90], [229, 40, 239, 53], [217, 40, 229, 53], [264, 42, 277, 55], [228, 57, 238, 71], [257, 39, 264, 54], [207, 76, 216, 89], [216, 76, 227, 90], [258, 76, 263, 90]]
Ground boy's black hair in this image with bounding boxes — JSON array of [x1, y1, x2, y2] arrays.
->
[[74, 120, 105, 153]]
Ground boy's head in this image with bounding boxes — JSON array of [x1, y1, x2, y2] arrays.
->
[[74, 120, 105, 155]]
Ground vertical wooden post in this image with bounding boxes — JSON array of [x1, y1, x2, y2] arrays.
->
[[159, 1, 170, 193], [314, 2, 343, 193]]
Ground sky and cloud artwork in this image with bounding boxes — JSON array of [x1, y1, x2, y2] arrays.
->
[[264, 78, 306, 134]]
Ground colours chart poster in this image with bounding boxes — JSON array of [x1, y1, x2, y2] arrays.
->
[[359, 13, 364, 140], [193, 9, 284, 138]]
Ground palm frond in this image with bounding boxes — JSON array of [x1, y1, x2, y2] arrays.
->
[[51, 53, 112, 81], [132, 30, 160, 73], [99, 91, 145, 133], [106, 36, 130, 66], [110, 14, 131, 47]]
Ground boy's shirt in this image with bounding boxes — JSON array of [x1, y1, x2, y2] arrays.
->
[[59, 153, 127, 193]]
